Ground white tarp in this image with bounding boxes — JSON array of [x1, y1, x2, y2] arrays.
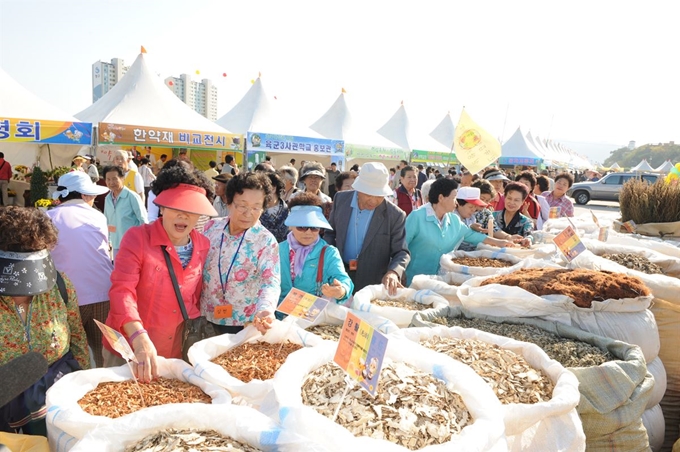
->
[[631, 159, 655, 172], [501, 127, 545, 163]]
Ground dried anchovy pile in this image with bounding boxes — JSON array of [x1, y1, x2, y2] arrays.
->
[[306, 324, 343, 341], [211, 341, 303, 382], [602, 253, 664, 275], [78, 377, 211, 418], [433, 317, 613, 367], [420, 336, 554, 404], [302, 362, 472, 450], [372, 298, 426, 311], [125, 429, 262, 452], [452, 257, 513, 268]]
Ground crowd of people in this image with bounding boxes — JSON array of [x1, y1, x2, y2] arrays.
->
[[0, 149, 579, 437]]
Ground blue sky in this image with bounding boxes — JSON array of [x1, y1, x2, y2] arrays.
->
[[1, 0, 678, 164]]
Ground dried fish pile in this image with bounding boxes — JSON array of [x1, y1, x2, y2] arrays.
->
[[372, 298, 425, 311], [602, 253, 664, 275], [211, 341, 303, 382], [78, 377, 211, 418], [452, 257, 513, 268], [419, 336, 554, 404], [302, 362, 472, 450], [125, 429, 262, 452], [306, 324, 343, 341], [435, 317, 613, 368]]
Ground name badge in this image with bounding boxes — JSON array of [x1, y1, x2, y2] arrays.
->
[[349, 259, 358, 271], [108, 225, 117, 233], [214, 305, 232, 319]]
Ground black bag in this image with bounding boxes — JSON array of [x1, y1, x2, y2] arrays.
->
[[161, 245, 215, 362]]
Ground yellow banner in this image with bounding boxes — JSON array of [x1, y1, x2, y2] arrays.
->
[[453, 109, 501, 174]]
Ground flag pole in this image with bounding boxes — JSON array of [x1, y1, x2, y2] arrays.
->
[[447, 107, 463, 170]]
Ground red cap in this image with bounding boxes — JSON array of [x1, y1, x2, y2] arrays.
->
[[153, 184, 218, 216]]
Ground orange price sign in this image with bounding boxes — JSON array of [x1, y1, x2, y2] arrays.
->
[[333, 312, 388, 396], [276, 288, 329, 322], [552, 226, 587, 262]]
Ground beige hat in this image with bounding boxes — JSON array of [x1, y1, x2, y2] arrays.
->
[[351, 162, 392, 196]]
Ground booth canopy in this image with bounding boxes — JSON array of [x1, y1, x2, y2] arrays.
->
[[76, 51, 239, 151], [500, 127, 543, 166], [654, 160, 675, 173], [216, 76, 275, 135], [631, 159, 654, 172]]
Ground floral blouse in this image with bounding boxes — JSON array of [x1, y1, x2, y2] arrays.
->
[[200, 218, 281, 326], [492, 210, 534, 238], [0, 274, 90, 369]]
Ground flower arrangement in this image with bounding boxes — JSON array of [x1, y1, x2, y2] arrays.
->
[[46, 166, 71, 183], [14, 165, 30, 174], [34, 198, 59, 209]]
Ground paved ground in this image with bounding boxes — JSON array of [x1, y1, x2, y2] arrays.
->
[[572, 199, 620, 217]]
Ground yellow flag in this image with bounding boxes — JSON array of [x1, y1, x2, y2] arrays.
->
[[140, 46, 147, 54], [453, 109, 501, 174]]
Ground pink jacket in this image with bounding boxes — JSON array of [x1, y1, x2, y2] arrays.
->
[[105, 219, 210, 359]]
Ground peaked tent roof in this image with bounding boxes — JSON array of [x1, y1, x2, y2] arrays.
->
[[501, 127, 544, 163], [1, 68, 81, 121], [216, 76, 276, 135], [654, 160, 675, 173], [309, 90, 352, 140], [631, 159, 655, 172], [377, 103, 411, 150], [609, 162, 621, 170], [429, 112, 455, 149], [75, 52, 227, 133]]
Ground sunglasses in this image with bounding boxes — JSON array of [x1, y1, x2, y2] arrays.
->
[[295, 226, 320, 232]]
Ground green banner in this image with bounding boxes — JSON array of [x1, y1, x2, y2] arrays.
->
[[411, 149, 458, 164], [345, 143, 409, 161]]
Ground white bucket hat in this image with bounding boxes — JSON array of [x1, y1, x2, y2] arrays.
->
[[52, 171, 109, 200], [351, 162, 392, 196]]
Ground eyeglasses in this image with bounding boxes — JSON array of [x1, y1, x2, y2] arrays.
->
[[233, 204, 264, 215], [295, 226, 320, 232]]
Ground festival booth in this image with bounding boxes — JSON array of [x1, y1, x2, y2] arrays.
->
[[310, 91, 410, 170], [631, 159, 655, 173], [410, 112, 457, 169], [1, 67, 93, 205], [500, 127, 544, 170], [75, 50, 241, 171], [654, 160, 675, 174]]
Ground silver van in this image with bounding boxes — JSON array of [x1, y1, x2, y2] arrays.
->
[[567, 172, 659, 205]]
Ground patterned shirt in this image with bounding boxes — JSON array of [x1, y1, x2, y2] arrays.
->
[[541, 191, 575, 218], [456, 208, 501, 252], [200, 218, 281, 326], [492, 210, 534, 238], [259, 199, 289, 243], [0, 274, 90, 369]]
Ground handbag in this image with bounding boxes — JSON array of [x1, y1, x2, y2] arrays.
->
[[161, 245, 215, 362]]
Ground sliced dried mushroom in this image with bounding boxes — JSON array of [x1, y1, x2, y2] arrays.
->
[[306, 324, 343, 341], [602, 253, 664, 275], [211, 341, 303, 382], [419, 336, 554, 404], [372, 298, 426, 311], [302, 362, 472, 450], [125, 428, 262, 451]]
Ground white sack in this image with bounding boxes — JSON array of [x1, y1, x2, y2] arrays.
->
[[646, 357, 668, 410], [643, 404, 666, 452], [290, 302, 400, 336], [410, 273, 472, 306], [439, 249, 522, 276], [351, 285, 448, 328]]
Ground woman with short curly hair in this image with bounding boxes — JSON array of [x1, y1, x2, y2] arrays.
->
[[0, 206, 89, 436], [200, 172, 281, 335]]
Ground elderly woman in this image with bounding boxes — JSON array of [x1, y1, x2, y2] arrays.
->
[[258, 171, 289, 243], [292, 162, 332, 203], [483, 169, 510, 211], [103, 166, 148, 259], [48, 171, 112, 367], [200, 172, 281, 335], [0, 207, 89, 435], [335, 171, 356, 193], [541, 172, 575, 218], [278, 165, 299, 202], [492, 182, 534, 244], [112, 149, 145, 202], [105, 166, 217, 381], [277, 193, 353, 318], [404, 179, 515, 285]]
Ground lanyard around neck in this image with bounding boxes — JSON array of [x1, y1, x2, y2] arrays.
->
[[218, 221, 247, 295]]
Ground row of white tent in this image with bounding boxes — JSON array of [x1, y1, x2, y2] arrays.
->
[[2, 49, 593, 170]]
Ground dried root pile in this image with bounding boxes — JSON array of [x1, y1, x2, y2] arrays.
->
[[420, 336, 554, 404], [302, 362, 472, 450], [125, 429, 261, 451], [452, 257, 513, 268], [435, 317, 613, 367], [602, 253, 664, 275], [211, 341, 303, 382], [306, 324, 343, 341], [480, 268, 650, 307], [78, 377, 211, 418], [372, 298, 426, 311]]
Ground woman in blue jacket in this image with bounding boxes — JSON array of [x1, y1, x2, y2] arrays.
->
[[278, 200, 353, 316]]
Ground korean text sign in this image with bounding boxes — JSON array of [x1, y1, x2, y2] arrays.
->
[[276, 288, 328, 323], [552, 225, 587, 262]]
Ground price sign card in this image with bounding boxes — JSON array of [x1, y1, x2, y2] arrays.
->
[[94, 319, 137, 363], [598, 226, 609, 242], [553, 226, 587, 262], [334, 312, 388, 396], [549, 206, 561, 219], [276, 288, 329, 323]]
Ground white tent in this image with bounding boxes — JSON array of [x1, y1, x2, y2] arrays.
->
[[654, 160, 675, 174], [429, 112, 455, 150], [377, 102, 411, 151], [609, 162, 622, 171], [0, 67, 91, 168], [216, 76, 276, 135], [631, 159, 655, 172], [500, 127, 544, 166]]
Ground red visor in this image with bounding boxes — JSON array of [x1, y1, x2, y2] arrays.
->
[[153, 184, 218, 216]]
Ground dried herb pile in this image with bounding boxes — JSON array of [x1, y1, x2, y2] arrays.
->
[[480, 268, 650, 307], [452, 257, 513, 268], [419, 336, 554, 404], [78, 377, 211, 418], [211, 341, 303, 382], [372, 298, 426, 311], [125, 429, 262, 452], [302, 362, 472, 450], [602, 253, 664, 275], [306, 324, 343, 341]]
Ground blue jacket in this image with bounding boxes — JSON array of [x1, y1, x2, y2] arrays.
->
[[104, 187, 147, 250], [405, 204, 487, 286], [278, 239, 353, 310]]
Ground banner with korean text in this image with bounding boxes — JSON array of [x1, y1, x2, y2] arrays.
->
[[345, 143, 409, 161], [247, 131, 344, 156], [0, 118, 92, 145], [453, 109, 501, 175], [411, 149, 458, 164], [98, 122, 242, 151]]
